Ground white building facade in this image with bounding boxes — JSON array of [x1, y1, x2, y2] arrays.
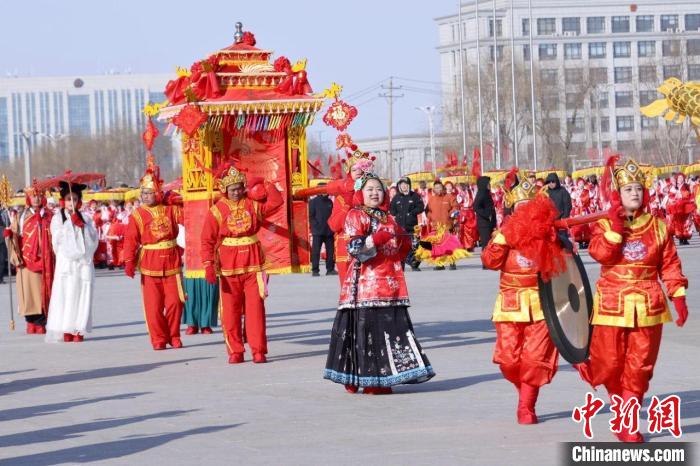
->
[[435, 0, 700, 164], [0, 73, 172, 162]]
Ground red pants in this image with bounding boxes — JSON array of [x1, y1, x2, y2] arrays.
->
[[587, 324, 663, 395], [220, 272, 267, 355], [141, 275, 184, 347], [493, 320, 559, 387], [336, 261, 348, 286]]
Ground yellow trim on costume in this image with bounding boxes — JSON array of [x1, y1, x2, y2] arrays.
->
[[175, 274, 186, 303], [221, 235, 259, 247], [591, 289, 673, 328], [132, 209, 144, 235], [141, 239, 177, 250], [185, 269, 205, 279], [211, 204, 223, 226], [625, 213, 652, 230], [138, 268, 182, 277], [491, 289, 544, 323], [604, 231, 623, 244], [672, 287, 686, 298], [220, 265, 265, 276], [256, 272, 266, 300], [492, 231, 507, 246]]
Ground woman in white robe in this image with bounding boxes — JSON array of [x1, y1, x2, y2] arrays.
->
[[46, 182, 99, 343]]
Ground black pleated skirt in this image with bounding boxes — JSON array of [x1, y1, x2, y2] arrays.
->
[[323, 306, 435, 387]]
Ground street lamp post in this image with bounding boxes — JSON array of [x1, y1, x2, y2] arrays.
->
[[417, 106, 437, 176], [15, 131, 66, 186]]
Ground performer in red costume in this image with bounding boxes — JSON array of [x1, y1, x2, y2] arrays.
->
[[4, 182, 55, 334], [481, 172, 560, 425], [457, 183, 478, 251], [123, 161, 185, 351], [576, 157, 689, 443], [201, 165, 283, 364], [326, 146, 374, 285], [666, 173, 694, 245]]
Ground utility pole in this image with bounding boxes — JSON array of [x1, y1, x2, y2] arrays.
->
[[457, 1, 467, 161], [380, 77, 403, 179], [417, 106, 437, 177]]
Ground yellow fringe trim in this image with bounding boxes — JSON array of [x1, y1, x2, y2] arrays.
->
[[414, 246, 472, 266]]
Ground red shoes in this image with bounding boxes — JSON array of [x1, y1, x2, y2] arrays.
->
[[517, 383, 539, 425], [153, 343, 167, 351], [73, 334, 84, 342], [170, 338, 183, 349], [185, 326, 198, 335], [229, 353, 244, 364], [35, 325, 46, 334], [253, 353, 267, 364], [26, 323, 36, 334], [345, 384, 359, 394], [362, 387, 393, 395], [63, 333, 73, 342], [613, 390, 645, 443], [201, 327, 213, 334]]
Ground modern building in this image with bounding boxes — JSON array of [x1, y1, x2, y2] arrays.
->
[[435, 0, 700, 166], [0, 73, 173, 162]]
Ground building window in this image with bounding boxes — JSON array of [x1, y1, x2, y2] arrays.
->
[[567, 116, 585, 133], [639, 90, 657, 106], [489, 18, 503, 37], [639, 65, 657, 83], [562, 17, 581, 34], [641, 116, 658, 129], [565, 68, 583, 84], [490, 45, 504, 61], [660, 14, 679, 32], [615, 91, 633, 108], [566, 93, 581, 109], [539, 44, 557, 60], [616, 116, 635, 132], [537, 18, 556, 35], [688, 39, 700, 56], [690, 64, 700, 80], [686, 13, 700, 31], [587, 16, 605, 34], [614, 67, 633, 83], [522, 18, 530, 36], [542, 92, 560, 107], [68, 94, 91, 135], [591, 92, 609, 109], [663, 65, 681, 80], [591, 117, 610, 133], [589, 67, 608, 84], [523, 44, 530, 60], [662, 40, 681, 57], [613, 41, 631, 58], [637, 41, 656, 57], [612, 16, 630, 33], [564, 43, 582, 59], [540, 69, 559, 85], [0, 97, 8, 160], [589, 42, 606, 58], [636, 15, 654, 32]]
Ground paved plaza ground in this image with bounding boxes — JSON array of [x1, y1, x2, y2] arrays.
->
[[1, 240, 699, 465]]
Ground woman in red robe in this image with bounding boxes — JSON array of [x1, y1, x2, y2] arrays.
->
[[324, 173, 434, 394], [576, 157, 689, 443]]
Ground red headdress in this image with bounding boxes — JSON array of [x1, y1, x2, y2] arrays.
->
[[24, 179, 46, 208], [139, 155, 164, 202], [352, 172, 389, 211]]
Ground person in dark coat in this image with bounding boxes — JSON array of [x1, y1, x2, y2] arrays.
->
[[544, 173, 572, 220], [390, 177, 425, 271], [473, 176, 497, 249], [309, 188, 336, 277]]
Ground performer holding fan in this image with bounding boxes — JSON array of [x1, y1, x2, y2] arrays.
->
[[576, 156, 689, 443]]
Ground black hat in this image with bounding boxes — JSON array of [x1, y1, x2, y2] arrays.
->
[[58, 181, 87, 199], [544, 173, 560, 184]]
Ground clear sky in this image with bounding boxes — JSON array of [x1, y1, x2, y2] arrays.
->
[[0, 0, 458, 151]]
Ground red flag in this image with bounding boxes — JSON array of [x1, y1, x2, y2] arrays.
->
[[471, 148, 482, 177]]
